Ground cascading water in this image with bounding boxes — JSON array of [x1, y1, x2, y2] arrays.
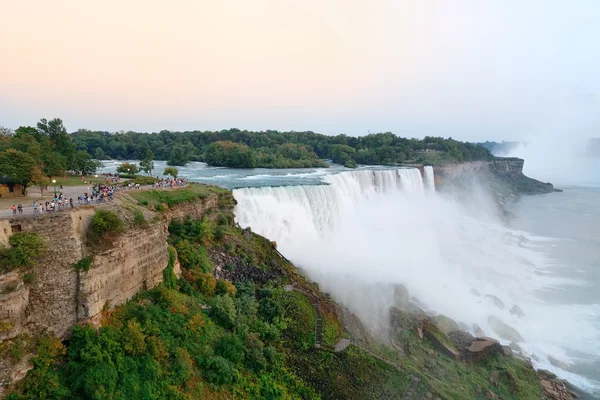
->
[[424, 165, 435, 192], [233, 167, 600, 393]]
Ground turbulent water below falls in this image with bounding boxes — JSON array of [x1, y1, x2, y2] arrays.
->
[[233, 167, 600, 396]]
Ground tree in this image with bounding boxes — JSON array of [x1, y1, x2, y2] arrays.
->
[[139, 149, 154, 175], [15, 126, 41, 142], [31, 166, 51, 198], [0, 126, 14, 137], [116, 162, 139, 175], [41, 151, 67, 178], [167, 145, 189, 166], [72, 150, 102, 175], [94, 148, 107, 160], [163, 166, 179, 178], [204, 141, 255, 168], [37, 118, 75, 158], [0, 149, 36, 194]]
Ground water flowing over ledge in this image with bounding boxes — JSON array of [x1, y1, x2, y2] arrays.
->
[[233, 167, 600, 394]]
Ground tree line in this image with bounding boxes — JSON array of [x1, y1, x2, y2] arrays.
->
[[1, 120, 495, 182], [0, 119, 101, 195], [70, 127, 493, 168]]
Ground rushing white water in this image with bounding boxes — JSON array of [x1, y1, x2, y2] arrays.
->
[[424, 165, 435, 192], [234, 167, 600, 394]]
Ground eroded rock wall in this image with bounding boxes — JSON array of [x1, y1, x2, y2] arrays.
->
[[78, 223, 169, 321]]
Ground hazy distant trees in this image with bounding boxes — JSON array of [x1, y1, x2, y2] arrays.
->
[[63, 125, 496, 168]]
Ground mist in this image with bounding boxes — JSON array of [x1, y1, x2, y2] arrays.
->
[[234, 168, 600, 393], [505, 101, 600, 186]]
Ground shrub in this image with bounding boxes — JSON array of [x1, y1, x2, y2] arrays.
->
[[214, 334, 244, 364], [23, 272, 35, 284], [132, 209, 147, 228], [203, 356, 236, 386], [140, 200, 149, 206], [175, 240, 212, 272], [88, 210, 123, 245], [122, 320, 147, 355], [183, 270, 216, 295], [210, 295, 237, 328], [216, 280, 237, 296], [132, 175, 158, 185], [74, 256, 93, 272], [0, 232, 46, 271], [154, 203, 165, 212], [163, 247, 178, 290]]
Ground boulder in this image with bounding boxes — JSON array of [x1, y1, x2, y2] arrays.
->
[[500, 345, 513, 357], [509, 341, 522, 353], [488, 316, 524, 342], [538, 369, 557, 380], [470, 288, 481, 296], [467, 337, 503, 363], [434, 315, 460, 334], [448, 330, 474, 356], [422, 321, 460, 360], [484, 294, 505, 309], [509, 305, 525, 318]]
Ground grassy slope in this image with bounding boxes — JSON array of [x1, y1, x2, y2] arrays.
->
[[7, 186, 544, 400]]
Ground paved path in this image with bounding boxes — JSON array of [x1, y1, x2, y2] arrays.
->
[[0, 184, 186, 219]]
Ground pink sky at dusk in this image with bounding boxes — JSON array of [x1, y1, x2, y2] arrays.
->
[[1, 0, 599, 140]]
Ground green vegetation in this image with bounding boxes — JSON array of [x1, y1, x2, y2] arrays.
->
[[0, 118, 102, 195], [131, 175, 158, 185], [116, 162, 139, 175], [7, 189, 544, 400], [69, 126, 493, 168], [73, 256, 93, 272], [163, 247, 178, 290], [139, 149, 154, 175], [132, 209, 147, 228], [163, 166, 179, 178], [0, 232, 46, 273], [131, 183, 226, 210], [87, 209, 124, 245]]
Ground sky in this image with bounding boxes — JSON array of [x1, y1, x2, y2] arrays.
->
[[1, 0, 599, 141]]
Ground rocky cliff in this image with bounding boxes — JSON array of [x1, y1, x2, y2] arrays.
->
[[433, 157, 560, 207], [0, 191, 222, 393]]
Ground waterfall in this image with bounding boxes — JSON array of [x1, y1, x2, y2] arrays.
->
[[233, 165, 600, 393], [424, 166, 435, 192], [233, 168, 427, 245]]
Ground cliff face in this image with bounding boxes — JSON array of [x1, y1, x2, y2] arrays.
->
[[0, 193, 221, 393], [433, 157, 558, 206]]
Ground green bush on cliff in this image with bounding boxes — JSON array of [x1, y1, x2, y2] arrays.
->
[[73, 256, 93, 272], [0, 232, 46, 272], [8, 208, 547, 400], [162, 247, 178, 290], [87, 209, 123, 245]]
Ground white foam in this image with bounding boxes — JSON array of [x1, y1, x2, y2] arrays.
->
[[233, 167, 600, 394]]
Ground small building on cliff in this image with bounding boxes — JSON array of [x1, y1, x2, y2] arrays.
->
[[0, 177, 22, 198]]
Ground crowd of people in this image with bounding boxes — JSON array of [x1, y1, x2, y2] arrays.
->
[[9, 177, 188, 216]]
